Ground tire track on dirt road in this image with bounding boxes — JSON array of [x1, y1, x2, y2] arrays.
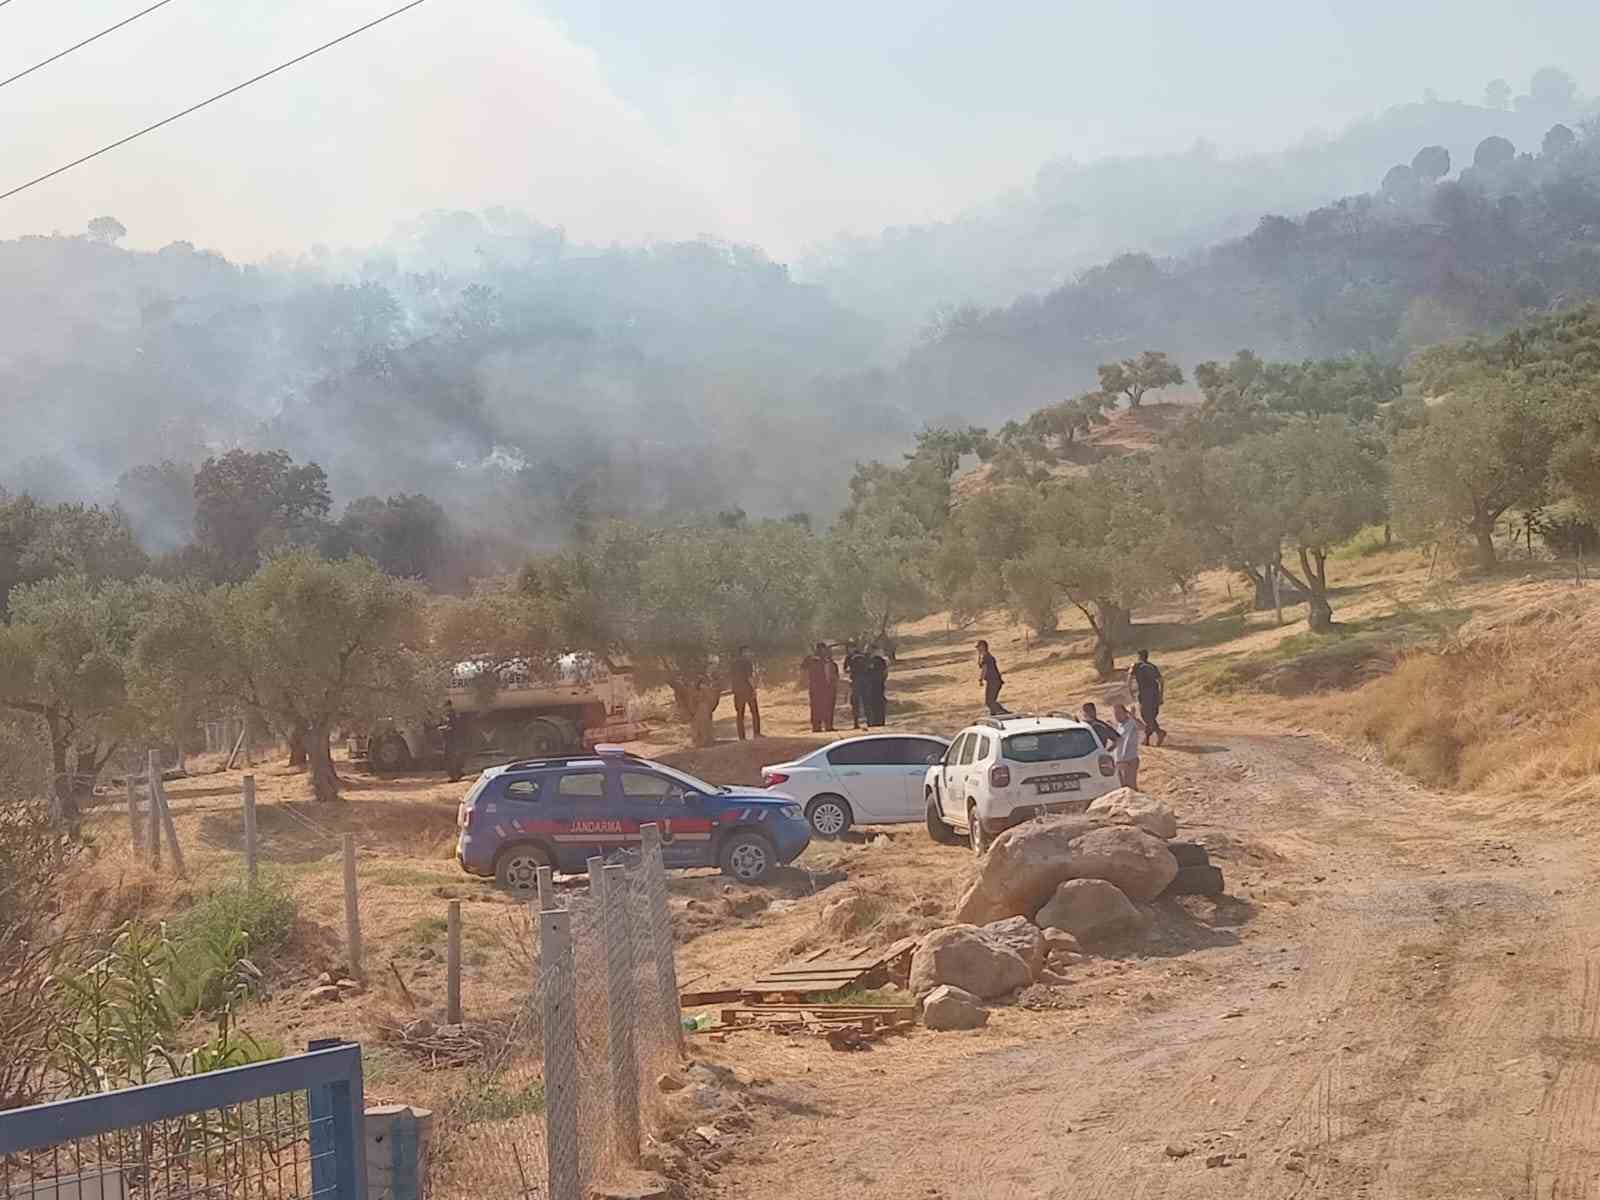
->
[[709, 726, 1600, 1200]]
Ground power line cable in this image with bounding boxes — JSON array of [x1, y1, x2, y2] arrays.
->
[[0, 0, 431, 204], [1, 0, 177, 93]]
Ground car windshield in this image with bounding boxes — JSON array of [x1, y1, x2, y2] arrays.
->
[[646, 762, 722, 794], [1003, 728, 1100, 763]]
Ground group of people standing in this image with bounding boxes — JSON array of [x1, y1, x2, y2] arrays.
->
[[727, 636, 1169, 757], [729, 642, 891, 739], [980, 640, 1167, 789], [801, 642, 889, 733]]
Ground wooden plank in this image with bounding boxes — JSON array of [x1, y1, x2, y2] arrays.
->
[[679, 989, 745, 1008]]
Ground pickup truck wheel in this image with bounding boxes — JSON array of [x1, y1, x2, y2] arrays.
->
[[720, 832, 776, 883], [967, 803, 992, 856], [371, 732, 411, 774], [495, 843, 551, 894], [926, 793, 960, 845]]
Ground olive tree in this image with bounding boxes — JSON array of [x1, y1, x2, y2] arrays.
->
[[1255, 418, 1387, 629], [207, 551, 436, 801], [0, 576, 151, 809], [526, 521, 821, 746]]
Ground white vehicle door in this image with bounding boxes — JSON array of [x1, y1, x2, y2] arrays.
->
[[938, 734, 968, 822], [943, 733, 976, 822], [825, 738, 910, 822], [893, 737, 950, 820]]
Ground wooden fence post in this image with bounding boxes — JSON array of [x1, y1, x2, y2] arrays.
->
[[343, 833, 364, 981], [445, 901, 462, 1025], [242, 774, 259, 888], [146, 751, 162, 869], [153, 769, 186, 879], [126, 775, 142, 850]]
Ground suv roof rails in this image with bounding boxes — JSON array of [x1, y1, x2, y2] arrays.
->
[[977, 713, 1039, 729], [501, 749, 648, 772]]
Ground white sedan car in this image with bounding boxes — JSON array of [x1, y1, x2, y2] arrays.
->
[[761, 734, 951, 837]]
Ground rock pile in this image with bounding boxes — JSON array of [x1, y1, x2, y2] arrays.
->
[[914, 794, 1206, 1031]]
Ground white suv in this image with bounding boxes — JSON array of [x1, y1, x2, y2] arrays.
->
[[924, 715, 1118, 853]]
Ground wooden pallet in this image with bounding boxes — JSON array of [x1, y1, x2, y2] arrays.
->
[[740, 937, 918, 1000]]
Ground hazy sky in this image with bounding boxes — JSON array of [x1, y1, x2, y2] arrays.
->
[[0, 0, 1593, 262]]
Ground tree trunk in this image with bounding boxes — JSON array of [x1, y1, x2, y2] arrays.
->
[[1301, 547, 1334, 632], [1384, 522, 1393, 548], [668, 681, 721, 748], [287, 725, 308, 767], [1103, 602, 1133, 642], [1092, 635, 1115, 681], [1244, 566, 1274, 611], [1471, 515, 1497, 569], [1091, 601, 1121, 681], [308, 721, 340, 802]]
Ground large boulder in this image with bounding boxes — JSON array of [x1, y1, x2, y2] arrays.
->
[[922, 984, 989, 1030], [1035, 879, 1144, 943], [980, 916, 1047, 978], [953, 816, 1102, 925], [954, 817, 1179, 922], [1062, 825, 1179, 902], [1085, 788, 1179, 840], [908, 925, 1033, 999]]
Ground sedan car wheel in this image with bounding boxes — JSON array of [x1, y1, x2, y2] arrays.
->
[[806, 796, 851, 838]]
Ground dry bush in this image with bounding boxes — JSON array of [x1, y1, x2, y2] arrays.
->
[[1357, 588, 1600, 797], [0, 798, 80, 1109]]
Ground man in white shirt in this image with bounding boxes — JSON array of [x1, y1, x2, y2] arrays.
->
[[1111, 702, 1145, 789]]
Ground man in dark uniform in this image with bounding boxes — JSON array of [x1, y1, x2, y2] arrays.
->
[[1127, 649, 1166, 746], [439, 700, 465, 781], [863, 651, 889, 726], [977, 640, 1006, 715], [844, 642, 868, 729], [730, 645, 761, 740]]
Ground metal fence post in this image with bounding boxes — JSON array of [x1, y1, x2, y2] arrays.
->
[[602, 862, 640, 1163], [307, 1038, 367, 1200], [540, 908, 579, 1200], [638, 824, 684, 1055]]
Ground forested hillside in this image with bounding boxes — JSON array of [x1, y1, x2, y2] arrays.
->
[[897, 117, 1600, 422], [0, 214, 889, 548], [804, 79, 1596, 342]]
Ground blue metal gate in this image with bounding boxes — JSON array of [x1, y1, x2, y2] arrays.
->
[[0, 1041, 365, 1200]]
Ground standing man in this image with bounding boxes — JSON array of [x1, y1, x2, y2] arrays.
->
[[1111, 702, 1145, 789], [801, 642, 839, 733], [730, 645, 761, 741], [977, 640, 1006, 715], [844, 642, 868, 729], [1127, 649, 1166, 746], [864, 650, 890, 726], [1080, 701, 1119, 748], [439, 700, 465, 782]]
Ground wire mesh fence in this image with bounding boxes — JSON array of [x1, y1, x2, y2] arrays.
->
[[436, 827, 685, 1200]]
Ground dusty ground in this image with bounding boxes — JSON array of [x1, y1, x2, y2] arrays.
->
[[705, 722, 1600, 1199], [68, 545, 1600, 1199]]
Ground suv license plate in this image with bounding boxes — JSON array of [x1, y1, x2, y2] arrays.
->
[[1034, 778, 1081, 795]]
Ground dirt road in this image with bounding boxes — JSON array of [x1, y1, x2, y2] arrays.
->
[[712, 725, 1600, 1199]]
